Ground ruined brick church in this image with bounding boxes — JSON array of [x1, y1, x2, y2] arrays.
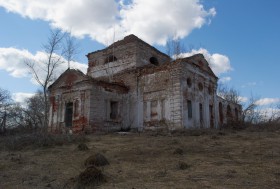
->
[[48, 34, 241, 133]]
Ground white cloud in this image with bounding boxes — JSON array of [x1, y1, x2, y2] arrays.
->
[[257, 108, 280, 121], [219, 77, 231, 83], [255, 98, 280, 106], [0, 48, 33, 78], [239, 96, 248, 103], [119, 0, 216, 45], [0, 47, 87, 85], [179, 48, 232, 76], [0, 0, 215, 45], [12, 92, 34, 104]]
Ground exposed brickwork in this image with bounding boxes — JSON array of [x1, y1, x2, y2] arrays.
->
[[48, 35, 241, 133]]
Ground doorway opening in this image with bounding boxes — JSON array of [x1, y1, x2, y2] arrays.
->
[[65, 102, 73, 127]]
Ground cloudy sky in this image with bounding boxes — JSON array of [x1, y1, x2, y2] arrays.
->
[[0, 0, 279, 109]]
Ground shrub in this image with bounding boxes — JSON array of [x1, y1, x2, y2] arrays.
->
[[177, 161, 190, 170], [77, 166, 106, 186], [77, 143, 89, 151], [84, 153, 109, 167], [173, 148, 183, 155]]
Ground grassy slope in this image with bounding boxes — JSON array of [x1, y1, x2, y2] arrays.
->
[[0, 130, 279, 189]]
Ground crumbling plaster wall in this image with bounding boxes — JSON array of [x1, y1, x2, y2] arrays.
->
[[86, 42, 171, 131], [87, 39, 170, 80], [89, 84, 128, 132], [48, 82, 92, 133], [87, 42, 138, 79], [48, 34, 243, 133], [49, 81, 129, 133], [180, 62, 218, 129], [135, 40, 170, 67], [137, 63, 183, 130], [106, 71, 140, 130]]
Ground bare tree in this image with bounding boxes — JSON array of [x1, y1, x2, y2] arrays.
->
[[217, 84, 242, 104], [0, 88, 11, 133], [5, 103, 26, 128], [0, 88, 10, 108], [63, 33, 80, 69], [24, 91, 45, 129], [275, 104, 280, 123], [241, 94, 259, 123], [166, 38, 185, 60], [218, 84, 261, 123], [1, 91, 48, 133], [25, 30, 65, 130]]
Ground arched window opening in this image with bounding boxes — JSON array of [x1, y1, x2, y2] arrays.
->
[[104, 55, 117, 64], [227, 105, 232, 120], [149, 57, 159, 66]]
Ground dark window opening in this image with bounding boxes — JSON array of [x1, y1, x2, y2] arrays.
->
[[209, 105, 214, 128], [198, 82, 203, 91], [65, 102, 73, 127], [199, 103, 203, 123], [187, 78, 192, 87], [227, 105, 232, 118], [219, 102, 223, 125], [104, 55, 117, 64], [149, 57, 159, 66], [187, 100, 192, 119], [110, 101, 118, 119]]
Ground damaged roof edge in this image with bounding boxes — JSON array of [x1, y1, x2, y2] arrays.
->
[[86, 34, 170, 59], [48, 68, 87, 90], [177, 54, 218, 79], [48, 68, 129, 93]]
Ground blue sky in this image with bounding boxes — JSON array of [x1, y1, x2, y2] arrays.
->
[[0, 0, 279, 108]]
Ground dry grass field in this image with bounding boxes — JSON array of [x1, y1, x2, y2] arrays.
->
[[0, 128, 280, 189]]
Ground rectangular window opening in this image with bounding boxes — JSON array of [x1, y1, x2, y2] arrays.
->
[[209, 105, 214, 128], [199, 103, 203, 122], [110, 101, 118, 119], [187, 100, 192, 119], [65, 102, 73, 127]]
